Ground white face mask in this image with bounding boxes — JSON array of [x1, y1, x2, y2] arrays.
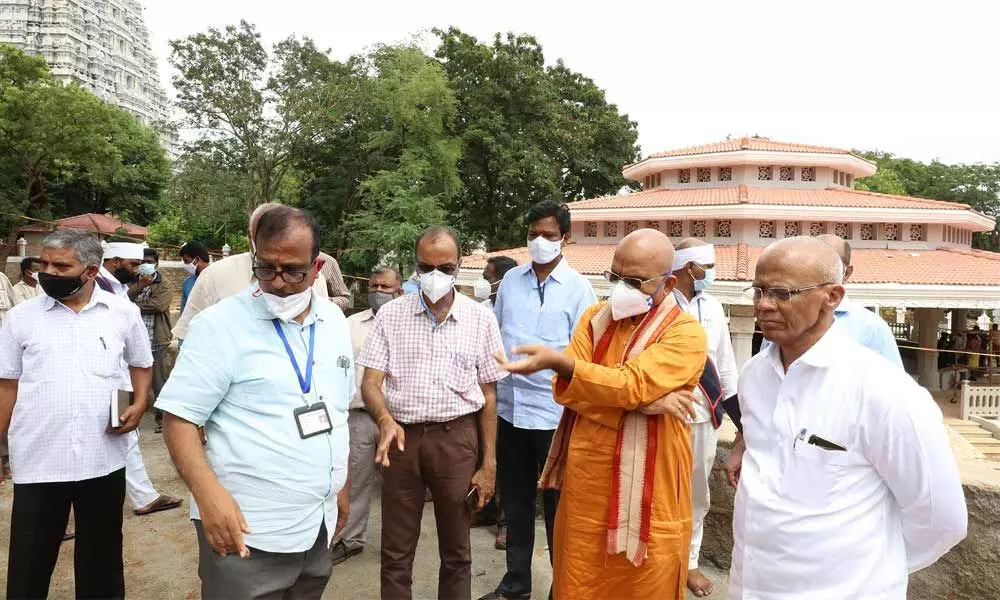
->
[[609, 281, 656, 321], [419, 270, 455, 304], [183, 261, 197, 276], [262, 287, 312, 322], [473, 278, 493, 300], [528, 236, 562, 265]]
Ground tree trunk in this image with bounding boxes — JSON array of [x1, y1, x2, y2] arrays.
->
[[0, 222, 20, 270]]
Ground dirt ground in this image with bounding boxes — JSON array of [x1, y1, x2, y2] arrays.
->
[[0, 420, 728, 599]]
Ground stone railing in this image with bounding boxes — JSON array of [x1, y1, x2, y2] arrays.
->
[[961, 381, 1000, 420]]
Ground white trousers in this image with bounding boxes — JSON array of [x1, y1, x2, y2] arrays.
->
[[125, 430, 160, 510], [689, 420, 718, 570]]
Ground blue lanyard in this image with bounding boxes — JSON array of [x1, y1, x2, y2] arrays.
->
[[271, 319, 316, 396]]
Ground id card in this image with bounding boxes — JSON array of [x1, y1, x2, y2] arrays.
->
[[294, 402, 333, 439]]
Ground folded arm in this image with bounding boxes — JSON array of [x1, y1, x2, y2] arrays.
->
[[547, 308, 707, 429]]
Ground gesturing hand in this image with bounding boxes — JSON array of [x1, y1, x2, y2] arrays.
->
[[638, 390, 700, 423], [198, 484, 251, 558], [494, 345, 562, 376], [375, 415, 405, 468]]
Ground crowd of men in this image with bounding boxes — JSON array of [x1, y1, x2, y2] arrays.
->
[[0, 199, 970, 600]]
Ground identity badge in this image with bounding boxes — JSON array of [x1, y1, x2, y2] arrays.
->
[[293, 402, 333, 439]]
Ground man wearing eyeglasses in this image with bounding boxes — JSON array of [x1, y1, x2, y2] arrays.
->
[[156, 206, 353, 599], [495, 228, 708, 600], [359, 226, 507, 600], [172, 202, 331, 342], [728, 236, 966, 599], [667, 238, 738, 599]]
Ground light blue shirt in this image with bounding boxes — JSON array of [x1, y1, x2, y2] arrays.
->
[[833, 296, 903, 367], [155, 286, 353, 553], [494, 259, 597, 430]]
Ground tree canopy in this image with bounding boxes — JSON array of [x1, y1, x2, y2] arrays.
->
[[0, 44, 170, 261]]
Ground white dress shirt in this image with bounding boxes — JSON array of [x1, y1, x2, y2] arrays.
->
[[11, 280, 43, 305], [732, 328, 967, 599], [172, 252, 330, 340], [0, 289, 154, 484], [674, 291, 739, 423]]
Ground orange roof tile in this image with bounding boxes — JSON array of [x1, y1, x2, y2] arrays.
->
[[647, 137, 854, 159], [465, 244, 1000, 286], [18, 213, 148, 236], [568, 186, 971, 211]]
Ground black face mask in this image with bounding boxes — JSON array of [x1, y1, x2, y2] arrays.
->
[[37, 271, 86, 299], [113, 267, 138, 285]]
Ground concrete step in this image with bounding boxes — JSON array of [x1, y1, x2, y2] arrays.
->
[[948, 419, 984, 427], [969, 439, 1000, 449], [962, 431, 996, 439]]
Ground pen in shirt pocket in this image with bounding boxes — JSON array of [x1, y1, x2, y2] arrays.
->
[[99, 337, 107, 350]]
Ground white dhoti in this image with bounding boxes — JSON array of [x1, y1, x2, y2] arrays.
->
[[125, 430, 160, 510], [689, 419, 718, 570]]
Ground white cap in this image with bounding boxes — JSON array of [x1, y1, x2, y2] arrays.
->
[[103, 242, 144, 261], [671, 244, 716, 272]]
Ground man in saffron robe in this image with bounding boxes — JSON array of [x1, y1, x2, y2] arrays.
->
[[496, 229, 708, 599]]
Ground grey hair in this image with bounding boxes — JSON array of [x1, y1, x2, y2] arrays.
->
[[820, 255, 845, 285], [371, 265, 403, 284], [42, 229, 104, 267]]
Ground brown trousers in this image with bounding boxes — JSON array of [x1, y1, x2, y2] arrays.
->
[[381, 413, 479, 600]]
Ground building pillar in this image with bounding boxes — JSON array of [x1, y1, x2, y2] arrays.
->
[[729, 304, 756, 370], [895, 306, 906, 324], [916, 308, 944, 391], [952, 309, 968, 333]]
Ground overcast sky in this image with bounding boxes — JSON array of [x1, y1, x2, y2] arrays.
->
[[142, 0, 1000, 165]]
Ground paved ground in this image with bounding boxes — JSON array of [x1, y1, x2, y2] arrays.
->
[[0, 420, 729, 598]]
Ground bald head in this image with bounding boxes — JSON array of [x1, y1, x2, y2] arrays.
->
[[615, 229, 675, 279], [817, 234, 851, 269], [757, 236, 844, 285], [753, 236, 846, 361]]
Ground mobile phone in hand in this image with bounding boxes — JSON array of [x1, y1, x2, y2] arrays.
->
[[464, 487, 478, 507]]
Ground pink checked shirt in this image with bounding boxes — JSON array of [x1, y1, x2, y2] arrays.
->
[[358, 292, 507, 424]]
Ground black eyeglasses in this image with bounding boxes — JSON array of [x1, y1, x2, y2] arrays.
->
[[603, 270, 666, 291], [743, 284, 833, 303], [416, 263, 458, 276], [253, 264, 311, 284]]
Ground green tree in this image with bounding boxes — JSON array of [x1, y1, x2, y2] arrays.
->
[[340, 46, 460, 272], [0, 45, 169, 261], [433, 27, 639, 250], [148, 149, 251, 250], [169, 22, 345, 213], [52, 109, 171, 226]]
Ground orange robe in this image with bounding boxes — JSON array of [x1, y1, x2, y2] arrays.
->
[[552, 302, 707, 599]]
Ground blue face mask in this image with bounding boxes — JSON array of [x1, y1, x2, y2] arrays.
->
[[693, 267, 715, 293]]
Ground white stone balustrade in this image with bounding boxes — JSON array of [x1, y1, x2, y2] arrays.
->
[[961, 380, 1000, 420]]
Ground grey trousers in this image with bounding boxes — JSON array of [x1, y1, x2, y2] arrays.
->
[[195, 519, 332, 600], [342, 409, 379, 551]]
